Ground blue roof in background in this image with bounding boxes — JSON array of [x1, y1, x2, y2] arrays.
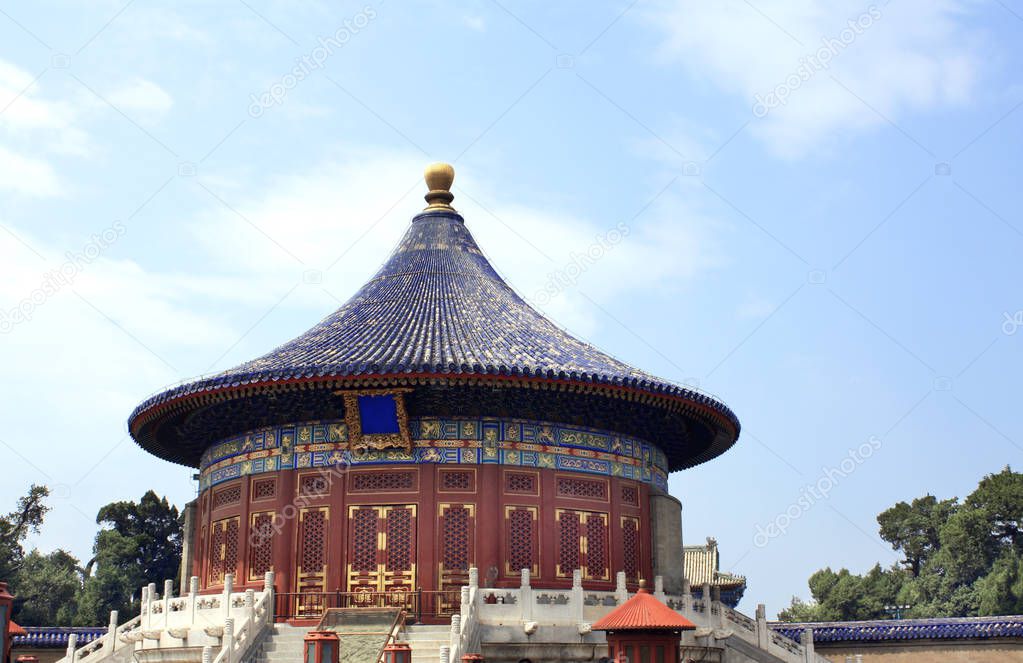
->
[[13, 627, 105, 648], [771, 616, 1023, 643]]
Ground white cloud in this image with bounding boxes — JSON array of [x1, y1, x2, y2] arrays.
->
[[0, 146, 61, 196], [642, 0, 981, 157], [106, 78, 174, 116], [462, 15, 486, 32], [191, 149, 725, 337], [0, 58, 96, 193]]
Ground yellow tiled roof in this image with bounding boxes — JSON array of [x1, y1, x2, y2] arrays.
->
[[684, 537, 746, 588]]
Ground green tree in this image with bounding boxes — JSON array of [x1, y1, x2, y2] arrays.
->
[[75, 491, 182, 625], [777, 565, 906, 622], [0, 485, 50, 581], [877, 495, 957, 576], [965, 466, 1023, 549], [779, 468, 1023, 621], [12, 549, 81, 626]]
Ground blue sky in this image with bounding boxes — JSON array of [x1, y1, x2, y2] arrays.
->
[[1, 0, 1021, 617]]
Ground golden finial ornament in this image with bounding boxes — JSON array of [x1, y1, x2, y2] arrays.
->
[[423, 162, 455, 211]]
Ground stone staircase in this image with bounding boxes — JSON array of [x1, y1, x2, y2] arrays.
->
[[246, 624, 311, 663], [399, 624, 450, 663]]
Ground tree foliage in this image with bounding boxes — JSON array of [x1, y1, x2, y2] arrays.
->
[[13, 549, 81, 626], [779, 467, 1023, 621], [0, 485, 51, 581], [2, 486, 183, 627], [75, 491, 182, 625]]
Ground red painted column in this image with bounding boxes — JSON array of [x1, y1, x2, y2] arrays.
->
[[419, 465, 437, 595], [477, 465, 501, 588], [276, 469, 297, 599]]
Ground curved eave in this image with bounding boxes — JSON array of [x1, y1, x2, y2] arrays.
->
[[128, 371, 740, 470]]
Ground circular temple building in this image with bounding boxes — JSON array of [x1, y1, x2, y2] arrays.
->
[[127, 163, 740, 620]]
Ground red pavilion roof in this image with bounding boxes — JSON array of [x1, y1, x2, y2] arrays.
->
[[10, 621, 27, 636], [592, 588, 696, 631]]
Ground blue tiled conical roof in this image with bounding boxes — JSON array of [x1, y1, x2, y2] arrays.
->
[[129, 171, 739, 469], [224, 210, 687, 387]]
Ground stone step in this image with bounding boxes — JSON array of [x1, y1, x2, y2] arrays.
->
[[403, 632, 451, 641], [259, 642, 302, 650], [401, 638, 446, 646]]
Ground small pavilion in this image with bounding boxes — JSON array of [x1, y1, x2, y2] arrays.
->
[[592, 582, 696, 663]]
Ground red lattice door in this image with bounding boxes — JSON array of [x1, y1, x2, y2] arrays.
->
[[294, 507, 329, 617], [346, 505, 417, 607], [207, 517, 239, 587], [438, 503, 475, 614], [555, 509, 610, 581]]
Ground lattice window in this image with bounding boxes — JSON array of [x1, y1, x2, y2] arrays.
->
[[621, 484, 639, 507], [556, 476, 608, 501], [248, 512, 274, 580], [298, 508, 327, 574], [506, 507, 537, 575], [212, 484, 242, 508], [441, 505, 471, 571], [252, 478, 276, 500], [557, 511, 581, 575], [385, 508, 414, 572], [440, 470, 473, 491], [299, 474, 330, 497], [350, 471, 416, 492], [586, 514, 608, 579], [505, 472, 538, 495], [622, 517, 640, 582], [350, 508, 378, 573]]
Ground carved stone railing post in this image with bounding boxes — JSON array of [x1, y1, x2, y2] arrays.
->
[[520, 569, 532, 622], [615, 572, 627, 605], [439, 645, 450, 663], [756, 604, 769, 650], [654, 576, 666, 602], [710, 586, 724, 628], [802, 627, 815, 662], [469, 567, 479, 590], [458, 585, 469, 619], [190, 576, 199, 622], [223, 617, 235, 663], [66, 633, 78, 663], [264, 571, 276, 623], [572, 569, 584, 622], [682, 579, 692, 618], [105, 610, 119, 654], [164, 579, 174, 630], [450, 613, 461, 645], [147, 583, 157, 630], [222, 574, 234, 621], [202, 645, 213, 663], [245, 589, 256, 628]]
